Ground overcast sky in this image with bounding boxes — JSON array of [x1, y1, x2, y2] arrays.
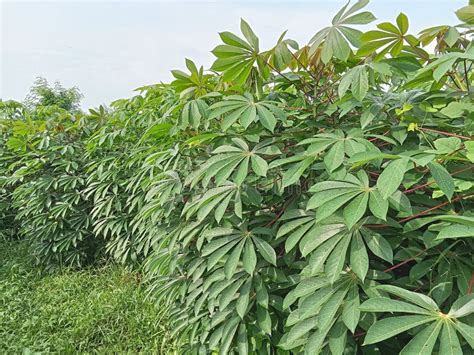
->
[[0, 0, 466, 109]]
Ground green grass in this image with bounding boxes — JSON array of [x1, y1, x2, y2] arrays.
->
[[0, 239, 178, 353]]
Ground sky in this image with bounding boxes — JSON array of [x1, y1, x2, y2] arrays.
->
[[0, 0, 466, 109]]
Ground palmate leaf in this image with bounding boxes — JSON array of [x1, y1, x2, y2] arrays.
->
[[281, 220, 384, 286], [179, 99, 209, 130], [364, 315, 437, 345], [278, 210, 392, 284], [338, 64, 369, 101], [309, 0, 376, 63], [208, 94, 286, 132], [282, 276, 362, 353], [270, 130, 378, 189], [275, 210, 343, 254], [266, 31, 299, 71], [211, 19, 269, 85], [182, 183, 241, 222], [413, 47, 474, 83], [362, 287, 474, 352], [307, 171, 388, 228], [184, 138, 280, 188], [376, 157, 410, 199], [358, 12, 419, 59], [171, 59, 213, 99], [297, 129, 379, 174], [200, 226, 277, 278]]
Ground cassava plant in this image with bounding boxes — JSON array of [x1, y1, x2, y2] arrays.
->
[[1, 102, 104, 268], [136, 1, 474, 353], [1, 0, 473, 353]]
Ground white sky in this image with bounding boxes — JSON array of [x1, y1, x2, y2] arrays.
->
[[0, 0, 466, 109]]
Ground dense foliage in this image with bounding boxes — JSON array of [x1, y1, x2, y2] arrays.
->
[[1, 1, 474, 353]]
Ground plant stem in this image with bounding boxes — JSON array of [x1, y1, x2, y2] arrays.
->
[[419, 127, 471, 140], [383, 249, 427, 273]]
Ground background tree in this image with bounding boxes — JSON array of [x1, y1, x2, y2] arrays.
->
[[24, 77, 83, 113]]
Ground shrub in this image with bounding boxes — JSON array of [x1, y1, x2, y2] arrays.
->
[[2, 104, 103, 267], [138, 2, 474, 353]]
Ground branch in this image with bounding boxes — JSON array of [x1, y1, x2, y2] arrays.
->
[[419, 127, 471, 140], [468, 272, 474, 295], [464, 59, 471, 93], [365, 192, 474, 229], [398, 193, 473, 224], [403, 166, 474, 194], [383, 248, 427, 273]]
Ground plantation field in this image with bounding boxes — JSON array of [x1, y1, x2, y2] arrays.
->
[[0, 240, 176, 353], [1, 0, 474, 353]]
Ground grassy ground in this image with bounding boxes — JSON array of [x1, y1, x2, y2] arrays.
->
[[0, 239, 177, 353]]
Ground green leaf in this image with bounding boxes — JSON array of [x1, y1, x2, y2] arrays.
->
[[448, 294, 474, 318], [396, 13, 409, 34], [202, 235, 240, 256], [256, 305, 272, 334], [253, 237, 276, 266], [304, 325, 333, 354], [428, 162, 454, 200], [433, 137, 462, 154], [220, 317, 240, 354], [456, 5, 474, 24], [242, 239, 257, 274], [376, 285, 439, 311], [240, 19, 259, 49], [256, 105, 276, 132], [234, 157, 250, 186], [360, 297, 435, 315], [465, 141, 474, 162], [437, 224, 474, 239], [316, 191, 360, 222], [369, 189, 389, 220], [364, 315, 435, 345], [324, 141, 345, 172], [453, 321, 474, 348], [352, 66, 369, 101], [251, 154, 268, 176], [376, 158, 409, 199], [440, 102, 474, 118], [240, 106, 257, 128], [342, 284, 360, 333], [286, 317, 318, 344], [300, 224, 345, 257], [325, 235, 351, 284], [328, 321, 348, 355], [237, 323, 249, 355], [293, 277, 329, 299], [439, 322, 463, 355], [318, 287, 349, 330], [400, 320, 442, 355], [236, 278, 252, 318], [224, 239, 245, 279], [282, 156, 315, 188], [343, 192, 368, 228], [362, 231, 393, 263], [349, 233, 369, 281], [220, 278, 246, 310], [307, 234, 344, 275]]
